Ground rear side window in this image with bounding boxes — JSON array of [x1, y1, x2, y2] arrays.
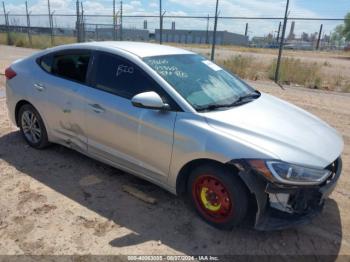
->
[[52, 53, 91, 83], [93, 52, 158, 99], [39, 55, 53, 73]]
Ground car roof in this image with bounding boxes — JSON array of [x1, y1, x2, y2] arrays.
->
[[54, 41, 194, 58]]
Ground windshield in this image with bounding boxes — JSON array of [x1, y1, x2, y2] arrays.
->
[[143, 54, 256, 111]]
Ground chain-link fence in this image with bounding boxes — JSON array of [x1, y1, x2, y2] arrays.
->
[[1, 0, 349, 84]]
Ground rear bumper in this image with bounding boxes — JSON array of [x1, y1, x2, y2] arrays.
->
[[231, 157, 342, 231]]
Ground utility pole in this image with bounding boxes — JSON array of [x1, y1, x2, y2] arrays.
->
[[276, 21, 281, 44], [245, 23, 248, 37], [210, 0, 219, 61], [76, 0, 80, 42], [205, 14, 209, 44], [274, 0, 290, 84], [47, 0, 54, 46], [119, 1, 123, 41], [316, 24, 323, 50], [113, 0, 116, 40], [25, 1, 32, 46], [159, 0, 162, 44], [2, 1, 10, 45]]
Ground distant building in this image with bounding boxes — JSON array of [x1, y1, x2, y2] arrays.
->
[[284, 40, 314, 50], [88, 27, 150, 41], [251, 35, 276, 48], [155, 29, 248, 46]]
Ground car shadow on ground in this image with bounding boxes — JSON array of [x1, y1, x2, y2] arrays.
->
[[0, 131, 343, 259]]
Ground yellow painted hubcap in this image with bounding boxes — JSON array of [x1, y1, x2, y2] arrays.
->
[[200, 187, 221, 211]]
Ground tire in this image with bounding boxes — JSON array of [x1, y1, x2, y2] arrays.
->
[[187, 164, 248, 230], [18, 104, 50, 149]]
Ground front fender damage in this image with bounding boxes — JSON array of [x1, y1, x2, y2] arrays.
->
[[227, 158, 342, 231]]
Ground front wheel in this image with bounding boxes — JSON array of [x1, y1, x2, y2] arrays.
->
[[18, 104, 50, 149], [187, 164, 249, 230]]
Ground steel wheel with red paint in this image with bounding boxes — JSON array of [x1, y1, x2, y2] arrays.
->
[[187, 164, 248, 229], [192, 175, 233, 223]]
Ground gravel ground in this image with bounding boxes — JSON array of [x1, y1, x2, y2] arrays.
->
[[0, 45, 349, 257]]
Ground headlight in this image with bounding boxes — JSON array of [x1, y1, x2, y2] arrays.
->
[[249, 160, 331, 185]]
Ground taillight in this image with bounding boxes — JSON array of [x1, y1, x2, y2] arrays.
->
[[5, 67, 17, 80]]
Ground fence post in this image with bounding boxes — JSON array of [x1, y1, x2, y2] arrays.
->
[[80, 2, 85, 42], [276, 21, 281, 44], [25, 1, 32, 46], [205, 14, 209, 44], [76, 0, 80, 42], [95, 24, 98, 41], [47, 0, 54, 46], [245, 23, 248, 37], [113, 0, 116, 40], [274, 0, 289, 84], [119, 1, 123, 41], [316, 24, 323, 50], [210, 0, 219, 61], [2, 1, 10, 45], [159, 0, 162, 44]]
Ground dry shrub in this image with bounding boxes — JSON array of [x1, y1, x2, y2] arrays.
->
[[269, 58, 322, 88], [331, 75, 350, 92], [218, 55, 268, 80], [0, 32, 75, 49]]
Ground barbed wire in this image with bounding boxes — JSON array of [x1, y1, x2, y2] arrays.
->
[[1, 13, 349, 21]]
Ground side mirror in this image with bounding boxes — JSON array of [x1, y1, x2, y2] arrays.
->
[[131, 91, 169, 110]]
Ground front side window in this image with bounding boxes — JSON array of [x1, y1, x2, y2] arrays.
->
[[51, 52, 91, 83], [93, 52, 159, 100], [143, 54, 256, 111]]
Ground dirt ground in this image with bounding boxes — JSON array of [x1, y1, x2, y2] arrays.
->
[[0, 45, 349, 257]]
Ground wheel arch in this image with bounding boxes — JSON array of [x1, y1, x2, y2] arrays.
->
[[175, 158, 242, 196], [15, 100, 33, 126]]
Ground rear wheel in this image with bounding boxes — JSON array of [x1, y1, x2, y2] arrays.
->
[[187, 164, 248, 230], [18, 104, 50, 149]]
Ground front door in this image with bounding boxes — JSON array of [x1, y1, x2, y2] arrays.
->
[[82, 51, 177, 182]]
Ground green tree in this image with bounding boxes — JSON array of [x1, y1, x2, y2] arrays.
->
[[343, 12, 350, 40], [330, 13, 350, 46], [331, 25, 345, 42]]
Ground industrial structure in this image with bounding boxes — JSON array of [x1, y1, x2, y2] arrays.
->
[[87, 27, 149, 41], [155, 29, 249, 46]]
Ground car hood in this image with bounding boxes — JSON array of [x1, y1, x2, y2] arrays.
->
[[202, 93, 343, 168]]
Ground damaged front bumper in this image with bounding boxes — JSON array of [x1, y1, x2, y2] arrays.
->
[[230, 157, 342, 231]]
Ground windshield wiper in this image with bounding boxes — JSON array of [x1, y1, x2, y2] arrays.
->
[[232, 90, 261, 106], [196, 103, 233, 112], [196, 90, 261, 112]]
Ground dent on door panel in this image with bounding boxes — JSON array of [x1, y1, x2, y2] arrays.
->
[[135, 109, 177, 178]]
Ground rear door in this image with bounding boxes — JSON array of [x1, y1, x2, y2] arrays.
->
[[37, 50, 91, 152], [81, 51, 178, 182]]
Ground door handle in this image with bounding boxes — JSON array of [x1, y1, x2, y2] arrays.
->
[[34, 83, 45, 92], [89, 103, 105, 113]]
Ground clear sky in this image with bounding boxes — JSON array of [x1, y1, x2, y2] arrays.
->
[[2, 0, 350, 37]]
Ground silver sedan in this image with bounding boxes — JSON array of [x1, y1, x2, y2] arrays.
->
[[5, 42, 343, 230]]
